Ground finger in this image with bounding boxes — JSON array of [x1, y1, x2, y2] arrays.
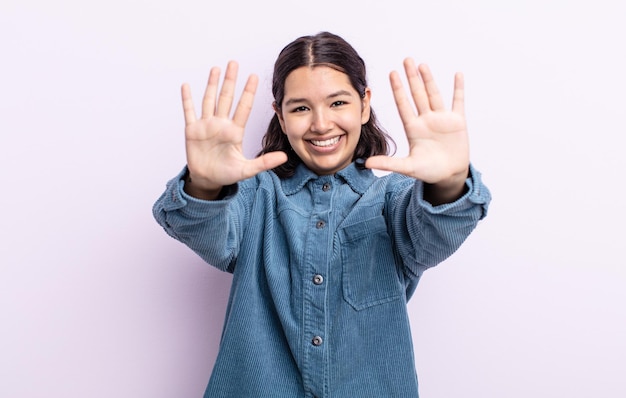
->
[[216, 60, 239, 118], [365, 155, 413, 175], [181, 83, 197, 126], [390, 70, 417, 130], [403, 58, 430, 114], [418, 64, 445, 110], [451, 72, 465, 115], [201, 66, 221, 119], [232, 74, 259, 127], [242, 151, 288, 178]]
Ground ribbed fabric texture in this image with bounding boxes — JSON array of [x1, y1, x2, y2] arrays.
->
[[153, 162, 491, 398]]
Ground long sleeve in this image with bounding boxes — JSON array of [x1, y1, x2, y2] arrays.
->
[[152, 167, 247, 273], [388, 163, 491, 279]]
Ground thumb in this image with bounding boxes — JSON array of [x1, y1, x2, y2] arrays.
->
[[365, 155, 409, 174], [242, 151, 288, 178]]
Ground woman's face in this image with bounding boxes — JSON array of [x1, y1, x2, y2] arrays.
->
[[276, 66, 371, 175]]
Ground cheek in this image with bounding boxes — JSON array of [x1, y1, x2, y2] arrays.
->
[[338, 113, 363, 132], [282, 117, 309, 137]]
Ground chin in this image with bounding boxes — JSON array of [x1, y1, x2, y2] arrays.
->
[[311, 161, 349, 175]]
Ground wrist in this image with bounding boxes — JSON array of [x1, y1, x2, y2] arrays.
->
[[423, 167, 469, 205], [182, 170, 223, 200]]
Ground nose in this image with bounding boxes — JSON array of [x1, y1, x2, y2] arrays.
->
[[310, 109, 332, 134]]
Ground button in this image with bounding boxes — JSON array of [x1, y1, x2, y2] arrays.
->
[[316, 220, 326, 229], [322, 182, 331, 192], [312, 336, 323, 346], [313, 274, 324, 285]]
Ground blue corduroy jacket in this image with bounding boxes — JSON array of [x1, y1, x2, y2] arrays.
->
[[153, 161, 491, 397]]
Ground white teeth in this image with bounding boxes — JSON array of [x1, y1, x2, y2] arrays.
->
[[310, 136, 340, 147]]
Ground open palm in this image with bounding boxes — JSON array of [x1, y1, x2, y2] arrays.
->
[[182, 61, 287, 195], [366, 59, 469, 185]]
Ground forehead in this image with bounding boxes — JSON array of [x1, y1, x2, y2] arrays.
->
[[283, 66, 356, 98]]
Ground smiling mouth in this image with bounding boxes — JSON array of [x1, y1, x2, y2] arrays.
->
[[310, 136, 341, 147]]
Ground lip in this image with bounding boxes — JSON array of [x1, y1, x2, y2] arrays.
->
[[306, 135, 344, 152]]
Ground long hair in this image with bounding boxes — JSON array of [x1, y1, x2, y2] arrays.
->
[[258, 31, 395, 178]]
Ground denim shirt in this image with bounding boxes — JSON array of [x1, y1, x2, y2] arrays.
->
[[153, 162, 491, 398]]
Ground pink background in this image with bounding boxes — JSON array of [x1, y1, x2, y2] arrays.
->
[[2, 0, 625, 396]]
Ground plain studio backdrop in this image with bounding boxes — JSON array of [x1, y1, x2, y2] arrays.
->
[[1, 0, 624, 397]]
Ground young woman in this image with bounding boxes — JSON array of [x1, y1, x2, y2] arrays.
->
[[154, 31, 491, 398]]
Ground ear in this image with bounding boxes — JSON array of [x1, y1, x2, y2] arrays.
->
[[361, 88, 372, 124], [273, 101, 287, 132]]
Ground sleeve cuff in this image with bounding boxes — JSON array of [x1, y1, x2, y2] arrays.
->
[[415, 164, 492, 218], [160, 166, 239, 216]]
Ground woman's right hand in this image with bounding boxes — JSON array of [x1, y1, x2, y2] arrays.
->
[[181, 61, 287, 200]]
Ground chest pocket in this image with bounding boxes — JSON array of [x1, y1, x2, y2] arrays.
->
[[339, 216, 404, 311]]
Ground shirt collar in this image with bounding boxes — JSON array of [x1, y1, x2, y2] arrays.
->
[[281, 161, 377, 195]]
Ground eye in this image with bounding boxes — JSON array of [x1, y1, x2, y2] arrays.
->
[[290, 106, 309, 113], [331, 100, 347, 107]]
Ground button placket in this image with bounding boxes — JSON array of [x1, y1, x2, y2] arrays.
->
[[302, 178, 333, 395]]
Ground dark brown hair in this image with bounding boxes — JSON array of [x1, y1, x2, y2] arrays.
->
[[258, 31, 395, 178]]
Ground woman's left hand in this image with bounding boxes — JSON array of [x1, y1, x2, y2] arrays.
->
[[366, 58, 469, 203]]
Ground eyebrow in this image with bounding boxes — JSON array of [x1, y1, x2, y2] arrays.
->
[[283, 90, 354, 107]]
